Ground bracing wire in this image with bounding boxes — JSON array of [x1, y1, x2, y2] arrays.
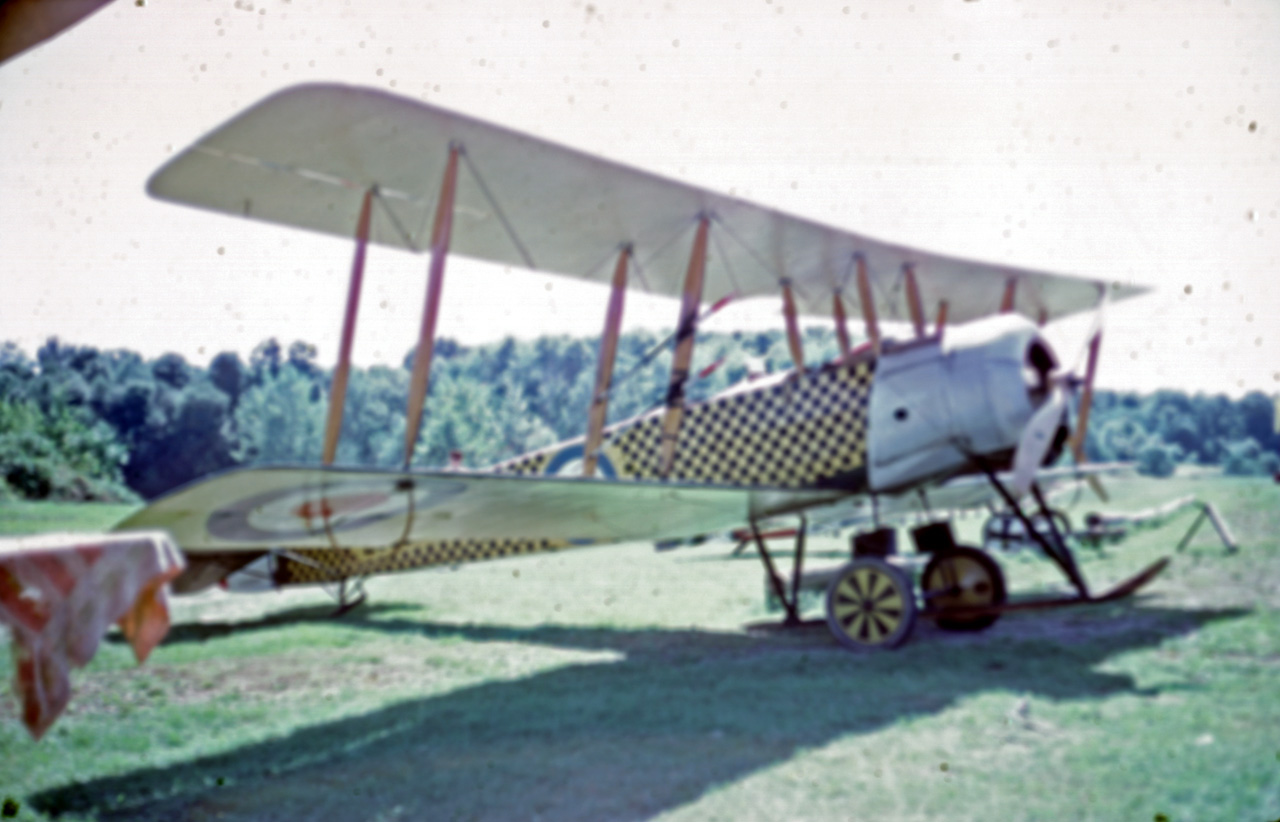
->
[[459, 147, 538, 270]]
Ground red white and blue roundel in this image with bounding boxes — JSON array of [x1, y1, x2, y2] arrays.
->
[[206, 477, 466, 542]]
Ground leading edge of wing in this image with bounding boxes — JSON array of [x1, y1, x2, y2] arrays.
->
[[146, 83, 1147, 325], [114, 464, 845, 553]]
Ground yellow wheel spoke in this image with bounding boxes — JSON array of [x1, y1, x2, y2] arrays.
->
[[827, 559, 919, 649], [863, 613, 882, 643], [833, 601, 862, 621], [854, 569, 874, 600], [872, 585, 902, 605]]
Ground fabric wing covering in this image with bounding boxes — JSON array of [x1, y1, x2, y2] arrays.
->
[[148, 83, 1145, 324]]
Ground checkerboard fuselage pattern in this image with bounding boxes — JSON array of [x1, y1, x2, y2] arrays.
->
[[500, 359, 876, 488], [274, 359, 876, 585], [275, 537, 571, 585]]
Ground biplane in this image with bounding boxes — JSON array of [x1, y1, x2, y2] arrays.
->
[[117, 83, 1165, 650]]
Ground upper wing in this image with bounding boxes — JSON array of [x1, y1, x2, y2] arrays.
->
[[148, 83, 1145, 325], [114, 465, 842, 553]]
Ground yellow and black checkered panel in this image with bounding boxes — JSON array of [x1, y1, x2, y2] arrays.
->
[[496, 360, 874, 488], [499, 451, 551, 477], [274, 537, 572, 585]]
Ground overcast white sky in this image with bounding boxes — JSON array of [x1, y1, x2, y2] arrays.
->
[[1, 0, 1277, 396]]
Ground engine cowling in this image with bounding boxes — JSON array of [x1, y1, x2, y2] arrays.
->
[[867, 314, 1058, 493]]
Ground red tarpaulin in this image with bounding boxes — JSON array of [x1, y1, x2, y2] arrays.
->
[[0, 531, 184, 740]]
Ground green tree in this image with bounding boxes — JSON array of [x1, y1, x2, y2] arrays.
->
[[1222, 437, 1280, 477], [1135, 436, 1179, 478], [233, 366, 326, 465], [0, 397, 134, 501]]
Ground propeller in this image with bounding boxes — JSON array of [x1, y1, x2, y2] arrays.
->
[[1011, 386, 1069, 497], [1011, 299, 1108, 500]]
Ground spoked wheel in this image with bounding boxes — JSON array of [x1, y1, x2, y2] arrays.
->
[[825, 558, 918, 650], [921, 546, 1007, 631]]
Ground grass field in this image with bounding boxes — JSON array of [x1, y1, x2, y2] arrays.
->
[[1, 474, 1278, 821]]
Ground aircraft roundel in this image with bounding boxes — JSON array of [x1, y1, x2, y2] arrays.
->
[[205, 477, 466, 542], [543, 444, 617, 478]]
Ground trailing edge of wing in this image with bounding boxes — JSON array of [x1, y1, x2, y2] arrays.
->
[[148, 83, 1148, 324]]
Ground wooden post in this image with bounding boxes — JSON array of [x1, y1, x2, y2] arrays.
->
[[934, 300, 949, 335], [403, 145, 461, 469], [1000, 276, 1018, 313], [903, 263, 926, 338], [658, 217, 710, 477], [854, 254, 881, 356], [582, 246, 630, 478], [322, 187, 375, 466], [781, 279, 804, 369], [832, 292, 852, 359]]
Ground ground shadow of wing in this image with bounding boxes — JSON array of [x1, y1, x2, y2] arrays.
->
[[32, 604, 1247, 821], [143, 602, 425, 644]]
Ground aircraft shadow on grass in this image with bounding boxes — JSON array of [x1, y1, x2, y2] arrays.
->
[[40, 603, 1247, 821]]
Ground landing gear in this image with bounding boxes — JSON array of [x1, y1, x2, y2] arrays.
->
[[982, 508, 1072, 553], [327, 576, 367, 616], [745, 472, 1169, 652], [922, 546, 1006, 631], [824, 558, 917, 650]]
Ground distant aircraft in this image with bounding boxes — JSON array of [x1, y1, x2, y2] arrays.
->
[[118, 84, 1165, 650]]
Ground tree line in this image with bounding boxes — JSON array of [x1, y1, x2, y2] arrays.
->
[[1, 332, 1275, 503]]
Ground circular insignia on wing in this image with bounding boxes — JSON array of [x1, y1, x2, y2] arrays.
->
[[543, 444, 616, 478], [206, 476, 467, 542]]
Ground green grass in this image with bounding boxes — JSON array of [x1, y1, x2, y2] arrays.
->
[[0, 501, 138, 536], [1, 476, 1278, 821]]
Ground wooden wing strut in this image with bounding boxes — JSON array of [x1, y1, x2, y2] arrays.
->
[[658, 217, 710, 477], [322, 187, 374, 466], [903, 263, 926, 338], [781, 279, 804, 369], [854, 254, 881, 356], [1000, 276, 1018, 313], [403, 145, 460, 468], [832, 292, 852, 359], [582, 246, 631, 478]]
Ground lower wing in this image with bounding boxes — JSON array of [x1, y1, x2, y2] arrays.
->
[[113, 464, 844, 554]]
